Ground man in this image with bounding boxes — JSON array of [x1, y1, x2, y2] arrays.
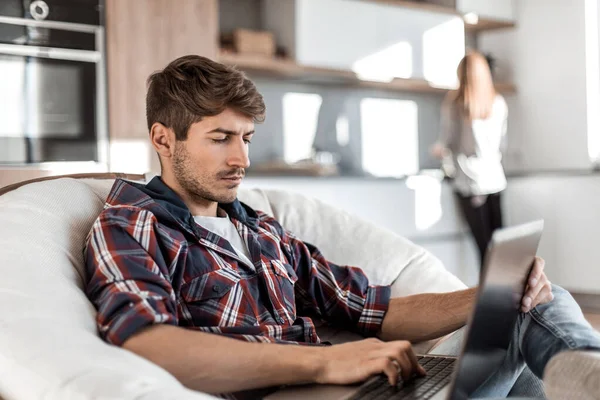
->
[[84, 55, 600, 397]]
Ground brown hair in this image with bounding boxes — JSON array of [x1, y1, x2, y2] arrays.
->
[[146, 55, 266, 140], [453, 51, 496, 120]]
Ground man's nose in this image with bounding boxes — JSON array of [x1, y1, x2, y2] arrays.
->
[[226, 138, 250, 169]]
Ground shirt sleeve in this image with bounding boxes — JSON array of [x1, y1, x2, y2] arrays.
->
[[499, 96, 509, 156], [439, 95, 460, 150], [260, 214, 391, 337], [84, 207, 178, 346]]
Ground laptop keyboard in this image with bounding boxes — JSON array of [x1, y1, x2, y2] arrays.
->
[[348, 356, 456, 400]]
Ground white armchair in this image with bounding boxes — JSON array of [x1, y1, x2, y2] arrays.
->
[[0, 174, 467, 399]]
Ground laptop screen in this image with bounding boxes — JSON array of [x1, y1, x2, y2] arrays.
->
[[448, 220, 544, 400]]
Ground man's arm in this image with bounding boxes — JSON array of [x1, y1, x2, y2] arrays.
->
[[378, 289, 477, 343], [86, 208, 425, 393], [263, 216, 391, 338], [378, 257, 553, 343], [124, 325, 426, 393]]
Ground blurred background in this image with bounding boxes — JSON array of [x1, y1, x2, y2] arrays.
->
[[0, 0, 599, 302]]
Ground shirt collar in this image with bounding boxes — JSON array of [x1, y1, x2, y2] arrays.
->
[[142, 176, 259, 229]]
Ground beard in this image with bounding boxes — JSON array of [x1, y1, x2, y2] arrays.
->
[[171, 142, 242, 204]]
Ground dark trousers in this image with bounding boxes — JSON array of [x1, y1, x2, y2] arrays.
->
[[455, 191, 503, 268]]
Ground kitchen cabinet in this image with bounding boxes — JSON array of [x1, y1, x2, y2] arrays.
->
[[105, 0, 218, 173]]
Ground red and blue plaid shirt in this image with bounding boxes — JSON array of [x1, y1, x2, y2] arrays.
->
[[84, 177, 391, 346]]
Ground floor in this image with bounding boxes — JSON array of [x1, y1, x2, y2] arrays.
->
[[584, 312, 600, 331]]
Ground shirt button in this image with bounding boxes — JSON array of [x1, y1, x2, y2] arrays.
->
[[212, 285, 220, 293]]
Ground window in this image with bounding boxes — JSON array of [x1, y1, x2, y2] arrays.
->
[[423, 18, 465, 88], [352, 41, 413, 82], [282, 92, 323, 163], [336, 115, 350, 147], [360, 98, 419, 177]]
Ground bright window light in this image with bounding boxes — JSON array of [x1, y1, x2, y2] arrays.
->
[[336, 115, 350, 147], [110, 139, 151, 173], [282, 93, 323, 163], [463, 12, 479, 25], [360, 98, 419, 178], [585, 0, 600, 162], [406, 174, 443, 230], [352, 41, 413, 82], [0, 57, 25, 137], [423, 18, 465, 88]]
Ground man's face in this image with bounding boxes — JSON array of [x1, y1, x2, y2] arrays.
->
[[171, 108, 254, 204]]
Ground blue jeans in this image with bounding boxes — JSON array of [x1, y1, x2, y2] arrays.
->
[[472, 284, 600, 398]]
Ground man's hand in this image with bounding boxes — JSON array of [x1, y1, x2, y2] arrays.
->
[[315, 338, 426, 386], [521, 256, 554, 313]]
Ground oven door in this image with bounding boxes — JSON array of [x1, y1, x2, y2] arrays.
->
[[0, 15, 106, 165]]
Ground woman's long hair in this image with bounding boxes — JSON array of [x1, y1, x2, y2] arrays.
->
[[453, 51, 496, 121]]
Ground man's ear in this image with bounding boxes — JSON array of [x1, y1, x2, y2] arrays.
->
[[150, 122, 175, 160]]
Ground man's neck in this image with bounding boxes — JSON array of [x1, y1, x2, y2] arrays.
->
[[160, 174, 218, 217]]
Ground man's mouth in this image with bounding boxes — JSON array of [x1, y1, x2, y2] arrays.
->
[[221, 173, 244, 184]]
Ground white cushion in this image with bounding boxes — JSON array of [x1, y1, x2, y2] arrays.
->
[[0, 178, 215, 400], [237, 189, 466, 295], [0, 178, 465, 399]]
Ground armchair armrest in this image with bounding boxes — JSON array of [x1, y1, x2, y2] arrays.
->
[[544, 350, 600, 400]]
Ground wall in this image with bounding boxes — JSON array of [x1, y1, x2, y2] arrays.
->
[[293, 0, 463, 82], [505, 174, 600, 294], [478, 0, 592, 173], [219, 0, 263, 33]]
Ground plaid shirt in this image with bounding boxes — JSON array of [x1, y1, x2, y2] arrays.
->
[[84, 177, 391, 346]]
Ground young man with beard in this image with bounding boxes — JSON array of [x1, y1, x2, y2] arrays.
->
[[84, 55, 600, 397]]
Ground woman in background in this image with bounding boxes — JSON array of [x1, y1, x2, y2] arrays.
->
[[432, 51, 508, 268]]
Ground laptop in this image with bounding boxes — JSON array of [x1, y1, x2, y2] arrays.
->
[[265, 220, 544, 400]]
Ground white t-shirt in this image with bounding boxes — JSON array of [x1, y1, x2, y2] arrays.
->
[[193, 212, 253, 267], [440, 94, 508, 196]]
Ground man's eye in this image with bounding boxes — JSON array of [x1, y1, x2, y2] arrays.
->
[[212, 137, 228, 143], [243, 138, 252, 144]]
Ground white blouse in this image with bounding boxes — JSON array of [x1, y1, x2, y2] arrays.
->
[[440, 94, 508, 196]]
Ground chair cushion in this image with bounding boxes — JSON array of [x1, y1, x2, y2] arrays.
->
[[0, 177, 465, 399], [0, 178, 215, 399], [237, 189, 466, 296]]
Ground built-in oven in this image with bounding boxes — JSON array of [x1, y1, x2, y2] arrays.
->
[[0, 0, 107, 167]]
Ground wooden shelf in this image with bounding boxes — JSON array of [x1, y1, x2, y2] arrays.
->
[[364, 0, 458, 16], [465, 17, 515, 32], [218, 52, 516, 95], [364, 0, 516, 32]]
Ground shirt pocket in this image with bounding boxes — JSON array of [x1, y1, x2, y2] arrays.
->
[[270, 260, 298, 318], [180, 269, 255, 327]]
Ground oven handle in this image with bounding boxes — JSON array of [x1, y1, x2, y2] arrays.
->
[[0, 16, 99, 34], [0, 43, 100, 63]]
